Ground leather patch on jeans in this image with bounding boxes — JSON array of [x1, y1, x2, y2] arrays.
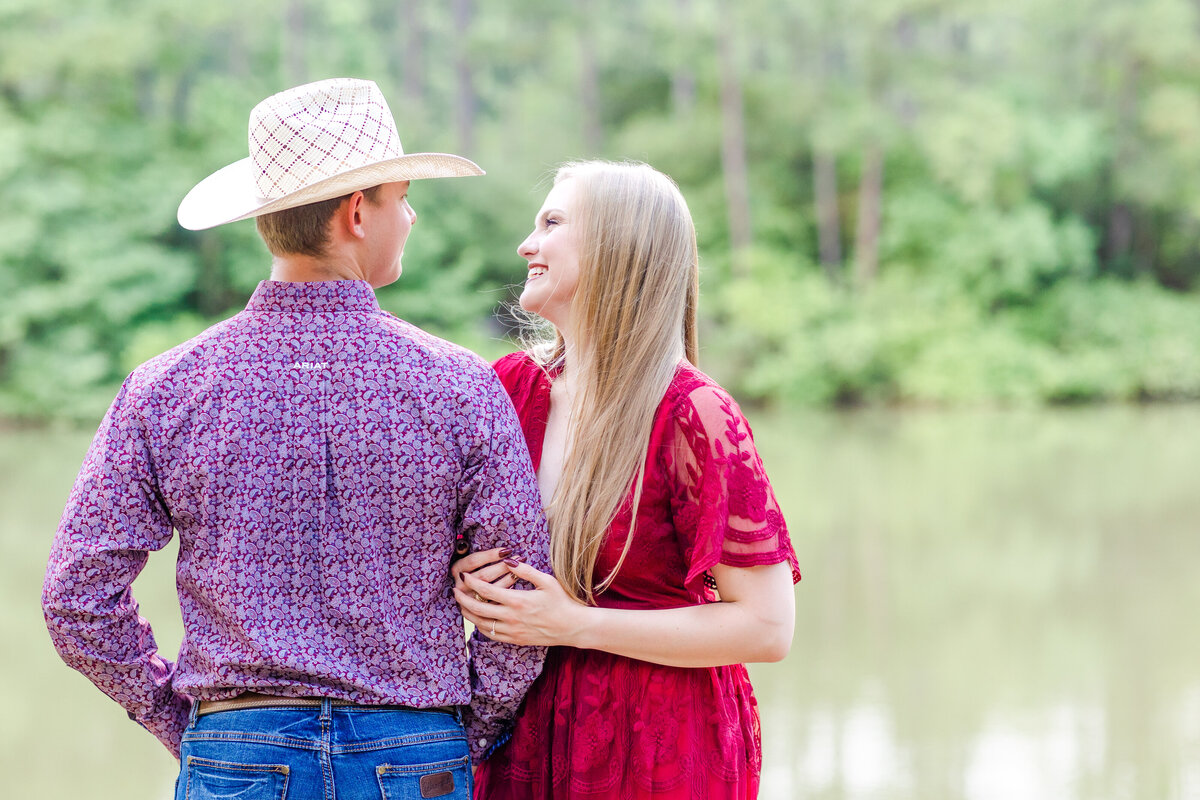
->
[[420, 771, 455, 798]]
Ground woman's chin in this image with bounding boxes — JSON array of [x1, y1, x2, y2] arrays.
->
[[516, 293, 568, 330], [517, 290, 540, 315]]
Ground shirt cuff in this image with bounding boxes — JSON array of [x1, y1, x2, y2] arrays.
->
[[461, 700, 513, 763], [132, 692, 193, 760]]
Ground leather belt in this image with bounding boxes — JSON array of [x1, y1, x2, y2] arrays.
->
[[196, 692, 456, 717]]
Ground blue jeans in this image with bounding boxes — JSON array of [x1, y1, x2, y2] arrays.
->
[[175, 700, 472, 800]]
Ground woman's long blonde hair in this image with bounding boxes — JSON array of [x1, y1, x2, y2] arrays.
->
[[526, 161, 699, 604]]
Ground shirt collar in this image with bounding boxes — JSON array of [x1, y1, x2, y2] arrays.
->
[[245, 280, 381, 314]]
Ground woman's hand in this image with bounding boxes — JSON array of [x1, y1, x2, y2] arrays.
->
[[450, 547, 518, 596], [454, 559, 795, 667], [453, 561, 591, 648]]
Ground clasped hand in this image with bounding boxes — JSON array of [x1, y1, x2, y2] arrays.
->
[[451, 548, 588, 647]]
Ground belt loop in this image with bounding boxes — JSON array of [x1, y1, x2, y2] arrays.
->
[[320, 697, 332, 723], [188, 697, 199, 728]]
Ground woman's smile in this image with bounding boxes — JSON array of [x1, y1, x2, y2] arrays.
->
[[516, 177, 582, 328]]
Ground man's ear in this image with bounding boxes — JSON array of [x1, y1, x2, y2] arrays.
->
[[334, 191, 368, 240]]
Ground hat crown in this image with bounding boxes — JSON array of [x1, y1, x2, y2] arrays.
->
[[248, 78, 404, 199]]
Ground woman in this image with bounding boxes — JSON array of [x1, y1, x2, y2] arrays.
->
[[453, 161, 800, 799]]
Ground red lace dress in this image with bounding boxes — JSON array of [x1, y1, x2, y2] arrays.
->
[[476, 354, 801, 800]]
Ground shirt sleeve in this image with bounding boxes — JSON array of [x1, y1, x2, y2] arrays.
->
[[455, 367, 550, 762], [42, 377, 192, 757], [669, 384, 801, 598]]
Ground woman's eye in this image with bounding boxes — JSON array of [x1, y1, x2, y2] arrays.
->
[[544, 217, 560, 227]]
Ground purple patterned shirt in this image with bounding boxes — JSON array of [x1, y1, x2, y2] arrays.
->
[[42, 280, 549, 761]]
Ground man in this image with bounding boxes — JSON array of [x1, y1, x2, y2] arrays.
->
[[43, 78, 548, 799]]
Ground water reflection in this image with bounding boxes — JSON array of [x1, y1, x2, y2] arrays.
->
[[750, 407, 1200, 800], [4, 407, 1200, 799]]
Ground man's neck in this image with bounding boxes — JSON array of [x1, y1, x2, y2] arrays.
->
[[269, 253, 366, 283]]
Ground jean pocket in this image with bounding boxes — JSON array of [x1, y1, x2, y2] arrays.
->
[[377, 754, 470, 800], [184, 756, 290, 800]]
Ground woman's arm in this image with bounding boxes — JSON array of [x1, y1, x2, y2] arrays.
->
[[454, 557, 795, 668]]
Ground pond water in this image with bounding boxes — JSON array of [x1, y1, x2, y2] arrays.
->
[[3, 406, 1198, 799]]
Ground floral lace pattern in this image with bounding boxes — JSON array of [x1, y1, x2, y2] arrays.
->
[[478, 649, 762, 799]]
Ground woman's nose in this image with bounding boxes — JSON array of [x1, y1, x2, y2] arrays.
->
[[517, 233, 538, 258]]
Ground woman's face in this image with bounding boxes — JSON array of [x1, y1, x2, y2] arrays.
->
[[517, 178, 582, 330]]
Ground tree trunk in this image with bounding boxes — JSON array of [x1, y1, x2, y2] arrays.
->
[[375, 0, 426, 106], [451, 0, 477, 155], [575, 0, 602, 151], [134, 67, 156, 118], [171, 69, 195, 129], [672, 70, 697, 117], [813, 147, 843, 283], [196, 231, 232, 316], [1106, 202, 1134, 270], [400, 0, 425, 106], [1105, 59, 1141, 274], [671, 0, 696, 116], [809, 13, 844, 284], [853, 142, 884, 286], [283, 0, 307, 85], [716, 15, 752, 275], [224, 25, 250, 79]]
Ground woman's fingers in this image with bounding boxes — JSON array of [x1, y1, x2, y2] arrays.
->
[[450, 547, 506, 577], [452, 567, 542, 645], [472, 562, 515, 585], [454, 588, 492, 626], [461, 570, 513, 604], [454, 587, 516, 642], [454, 582, 510, 620], [450, 547, 512, 584], [458, 604, 489, 629], [501, 559, 557, 591]]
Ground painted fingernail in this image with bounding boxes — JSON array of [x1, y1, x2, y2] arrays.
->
[[503, 558, 519, 568], [498, 548, 512, 558]]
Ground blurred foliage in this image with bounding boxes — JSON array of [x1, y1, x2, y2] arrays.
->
[[2, 0, 1200, 420]]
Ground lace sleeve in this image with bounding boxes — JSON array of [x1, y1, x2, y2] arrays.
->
[[669, 384, 801, 598]]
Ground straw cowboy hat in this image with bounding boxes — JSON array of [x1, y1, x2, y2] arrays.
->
[[177, 78, 483, 231]]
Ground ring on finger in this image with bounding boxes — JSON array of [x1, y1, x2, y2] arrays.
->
[[490, 620, 497, 636]]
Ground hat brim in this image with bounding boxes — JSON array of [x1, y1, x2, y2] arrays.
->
[[177, 152, 484, 231]]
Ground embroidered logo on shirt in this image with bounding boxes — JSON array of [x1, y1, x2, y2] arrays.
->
[[291, 361, 329, 369], [419, 771, 455, 798]]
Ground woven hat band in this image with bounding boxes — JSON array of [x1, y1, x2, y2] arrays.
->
[[249, 80, 404, 199]]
